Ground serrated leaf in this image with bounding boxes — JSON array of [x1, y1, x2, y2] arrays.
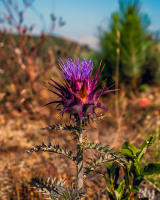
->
[[120, 149, 134, 158], [137, 136, 153, 162], [106, 163, 112, 177], [108, 192, 116, 200], [122, 141, 139, 156], [143, 163, 160, 175], [116, 179, 125, 199], [134, 175, 144, 186], [114, 165, 120, 184], [103, 174, 112, 192], [131, 185, 139, 193]]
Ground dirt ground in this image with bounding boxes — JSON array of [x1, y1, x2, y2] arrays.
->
[[0, 87, 160, 199]]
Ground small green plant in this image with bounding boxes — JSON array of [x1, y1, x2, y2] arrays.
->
[[138, 84, 150, 92], [102, 136, 160, 199], [142, 119, 160, 194]]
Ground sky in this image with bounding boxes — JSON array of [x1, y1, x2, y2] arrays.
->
[[0, 0, 160, 49]]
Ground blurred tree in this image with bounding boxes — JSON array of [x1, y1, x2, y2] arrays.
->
[[119, 0, 150, 88], [99, 0, 151, 88], [142, 34, 160, 85], [100, 13, 120, 80]]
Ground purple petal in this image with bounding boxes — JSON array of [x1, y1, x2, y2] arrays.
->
[[44, 100, 63, 106], [48, 89, 64, 99], [96, 102, 108, 112]]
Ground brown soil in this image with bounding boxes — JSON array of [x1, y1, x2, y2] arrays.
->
[[0, 87, 160, 199]]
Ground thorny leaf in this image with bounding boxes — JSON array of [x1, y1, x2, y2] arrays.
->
[[30, 176, 85, 200], [27, 143, 76, 163]]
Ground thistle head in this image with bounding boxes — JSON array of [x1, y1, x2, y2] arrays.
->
[[47, 58, 113, 123]]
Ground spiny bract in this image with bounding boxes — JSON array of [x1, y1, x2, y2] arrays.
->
[[47, 58, 113, 122]]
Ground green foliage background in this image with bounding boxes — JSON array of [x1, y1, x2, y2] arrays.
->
[[89, 0, 160, 88]]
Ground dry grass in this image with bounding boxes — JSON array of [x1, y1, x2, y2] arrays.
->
[[0, 86, 160, 199]]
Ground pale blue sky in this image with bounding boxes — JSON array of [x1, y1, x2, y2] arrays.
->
[[0, 0, 160, 49]]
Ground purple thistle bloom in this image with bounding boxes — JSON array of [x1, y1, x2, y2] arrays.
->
[[47, 58, 114, 122], [59, 58, 93, 81]]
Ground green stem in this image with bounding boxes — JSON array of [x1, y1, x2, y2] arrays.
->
[[115, 30, 120, 130]]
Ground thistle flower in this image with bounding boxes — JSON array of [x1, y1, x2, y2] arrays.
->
[[47, 58, 113, 122]]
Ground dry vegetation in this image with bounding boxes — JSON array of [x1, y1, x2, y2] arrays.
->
[[1, 83, 160, 199]]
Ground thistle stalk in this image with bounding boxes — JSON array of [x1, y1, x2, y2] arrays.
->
[[115, 29, 120, 131], [76, 122, 83, 190], [45, 57, 113, 190]]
